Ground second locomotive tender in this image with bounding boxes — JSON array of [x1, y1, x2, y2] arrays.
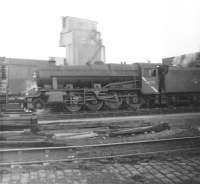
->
[[25, 62, 200, 112]]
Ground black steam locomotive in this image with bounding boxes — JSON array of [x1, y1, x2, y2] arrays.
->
[[25, 62, 200, 112]]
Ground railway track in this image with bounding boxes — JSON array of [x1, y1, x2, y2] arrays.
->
[[1, 136, 200, 166], [36, 106, 200, 120], [0, 140, 57, 148], [38, 112, 200, 130], [2, 104, 200, 121]]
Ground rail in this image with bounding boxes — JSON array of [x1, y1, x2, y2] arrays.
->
[[1, 136, 200, 165]]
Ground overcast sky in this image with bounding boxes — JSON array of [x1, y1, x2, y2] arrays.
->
[[0, 0, 200, 63]]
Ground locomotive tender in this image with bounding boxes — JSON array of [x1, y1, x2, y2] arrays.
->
[[25, 62, 200, 112]]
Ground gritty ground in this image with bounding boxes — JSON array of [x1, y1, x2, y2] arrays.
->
[[36, 112, 200, 146], [2, 114, 200, 149], [43, 124, 200, 147], [0, 152, 200, 184], [2, 112, 200, 139]]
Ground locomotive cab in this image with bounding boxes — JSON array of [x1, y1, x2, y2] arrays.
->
[[138, 63, 169, 106], [140, 63, 160, 94]]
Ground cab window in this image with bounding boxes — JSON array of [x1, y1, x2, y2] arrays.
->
[[143, 68, 156, 77]]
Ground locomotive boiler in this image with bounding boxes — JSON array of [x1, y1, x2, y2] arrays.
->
[[25, 62, 200, 112]]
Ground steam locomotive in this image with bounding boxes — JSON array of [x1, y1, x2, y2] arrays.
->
[[25, 62, 200, 112]]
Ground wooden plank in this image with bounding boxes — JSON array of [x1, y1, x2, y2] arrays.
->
[[109, 123, 170, 137]]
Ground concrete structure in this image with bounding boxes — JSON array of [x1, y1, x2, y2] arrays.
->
[[60, 16, 105, 65]]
